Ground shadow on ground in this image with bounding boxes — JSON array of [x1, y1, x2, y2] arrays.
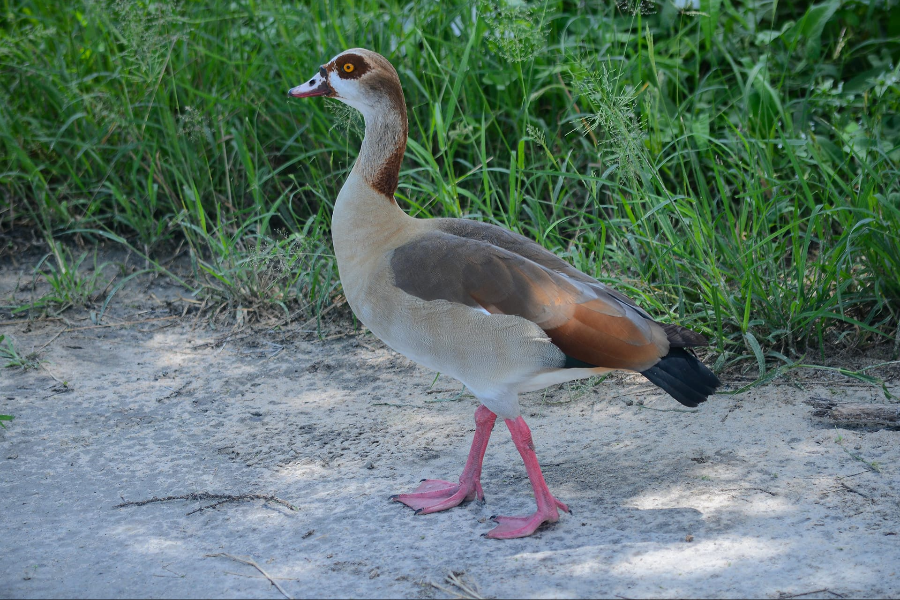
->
[[1, 282, 899, 598]]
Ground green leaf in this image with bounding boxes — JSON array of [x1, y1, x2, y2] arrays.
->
[[754, 21, 795, 46], [744, 332, 766, 378], [792, 0, 840, 59], [699, 0, 722, 51], [691, 112, 710, 150], [745, 58, 786, 135]]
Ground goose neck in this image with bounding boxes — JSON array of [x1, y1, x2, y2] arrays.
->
[[353, 101, 408, 200]]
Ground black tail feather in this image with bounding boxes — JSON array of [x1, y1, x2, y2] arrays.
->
[[640, 348, 721, 407], [660, 323, 709, 347]]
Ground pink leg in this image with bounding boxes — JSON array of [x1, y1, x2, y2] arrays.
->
[[392, 405, 497, 514], [486, 416, 570, 539]]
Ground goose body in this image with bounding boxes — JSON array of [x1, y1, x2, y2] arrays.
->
[[289, 49, 720, 539]]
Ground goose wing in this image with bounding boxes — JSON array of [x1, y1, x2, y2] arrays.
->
[[390, 222, 684, 371]]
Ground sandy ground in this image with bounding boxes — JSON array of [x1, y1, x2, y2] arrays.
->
[[2, 259, 900, 599]]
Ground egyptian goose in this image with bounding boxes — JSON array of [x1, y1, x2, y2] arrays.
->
[[289, 49, 720, 539]]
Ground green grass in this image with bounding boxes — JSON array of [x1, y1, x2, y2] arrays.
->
[[1, 0, 899, 372], [21, 243, 110, 312], [1, 334, 40, 370]]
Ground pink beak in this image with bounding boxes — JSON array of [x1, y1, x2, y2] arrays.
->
[[288, 67, 333, 99]]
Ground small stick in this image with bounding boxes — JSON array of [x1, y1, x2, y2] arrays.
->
[[224, 571, 297, 581], [445, 571, 484, 600], [157, 382, 190, 402], [40, 363, 64, 385], [189, 331, 244, 351], [429, 572, 484, 600], [779, 589, 845, 599], [37, 326, 68, 351], [721, 401, 743, 423], [62, 315, 180, 332], [115, 492, 299, 514], [723, 487, 776, 496], [892, 320, 900, 359], [837, 481, 870, 499], [206, 553, 292, 600], [428, 581, 471, 600], [0, 317, 63, 327], [636, 404, 698, 414], [189, 298, 208, 331]]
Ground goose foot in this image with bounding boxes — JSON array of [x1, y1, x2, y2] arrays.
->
[[482, 415, 570, 539], [392, 478, 482, 514], [484, 496, 570, 539], [391, 404, 497, 516], [485, 513, 554, 539]]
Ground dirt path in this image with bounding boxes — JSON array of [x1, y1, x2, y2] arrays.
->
[[2, 280, 899, 598]]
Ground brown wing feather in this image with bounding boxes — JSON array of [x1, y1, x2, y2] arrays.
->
[[390, 227, 669, 371], [435, 219, 657, 319], [435, 219, 711, 347]]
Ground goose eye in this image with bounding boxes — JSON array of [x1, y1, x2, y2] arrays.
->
[[343, 63, 355, 73]]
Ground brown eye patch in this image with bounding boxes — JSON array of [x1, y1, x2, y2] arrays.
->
[[334, 54, 369, 80]]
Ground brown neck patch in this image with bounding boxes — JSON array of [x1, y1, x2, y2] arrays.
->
[[330, 50, 408, 201], [370, 141, 405, 201], [366, 68, 408, 200]]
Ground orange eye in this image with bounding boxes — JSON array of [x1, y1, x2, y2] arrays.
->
[[343, 63, 354, 73]]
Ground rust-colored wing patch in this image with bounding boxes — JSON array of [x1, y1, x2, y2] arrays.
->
[[390, 228, 669, 371]]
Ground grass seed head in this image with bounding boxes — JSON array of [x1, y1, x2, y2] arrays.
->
[[479, 0, 547, 63], [617, 0, 658, 15], [569, 59, 647, 193], [177, 107, 209, 143], [107, 0, 180, 79]]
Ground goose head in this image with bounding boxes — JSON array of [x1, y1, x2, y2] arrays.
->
[[289, 49, 408, 199], [288, 48, 405, 119]]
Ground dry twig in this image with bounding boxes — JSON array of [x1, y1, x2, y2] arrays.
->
[[636, 404, 698, 414], [428, 571, 485, 600], [806, 397, 900, 428], [778, 589, 845, 599], [206, 553, 292, 600], [114, 492, 299, 515], [37, 326, 68, 351], [224, 571, 297, 581], [30, 315, 181, 335], [837, 481, 870, 499], [0, 317, 64, 327]]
